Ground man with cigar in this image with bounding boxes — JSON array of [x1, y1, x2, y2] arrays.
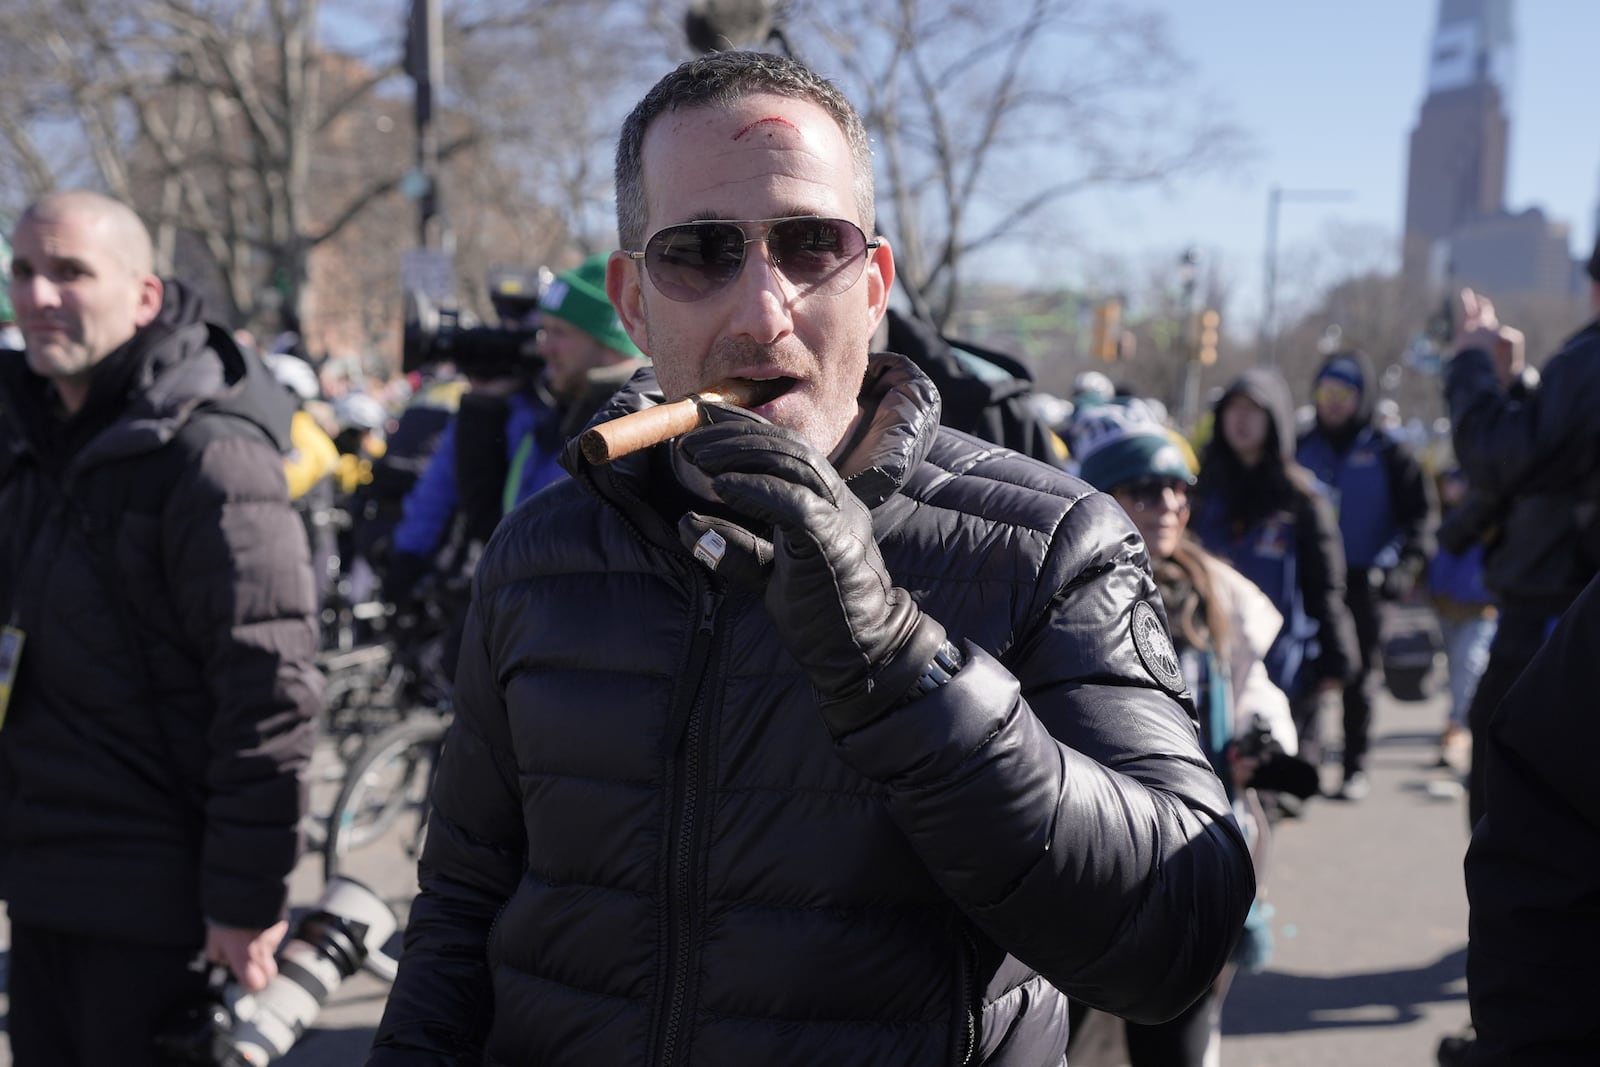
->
[[371, 50, 1253, 1066]]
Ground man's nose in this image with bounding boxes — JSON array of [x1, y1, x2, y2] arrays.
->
[[16, 273, 60, 310], [724, 240, 795, 344]]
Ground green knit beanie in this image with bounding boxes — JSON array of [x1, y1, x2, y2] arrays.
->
[[539, 253, 642, 358]]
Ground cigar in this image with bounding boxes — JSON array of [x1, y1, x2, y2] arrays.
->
[[579, 378, 784, 465]]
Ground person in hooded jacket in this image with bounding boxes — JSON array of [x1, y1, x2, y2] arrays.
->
[[0, 191, 322, 1065], [1296, 349, 1437, 801], [1191, 367, 1358, 805], [367, 50, 1254, 1067]]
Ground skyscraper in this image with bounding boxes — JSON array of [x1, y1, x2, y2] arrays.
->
[[1401, 0, 1515, 282]]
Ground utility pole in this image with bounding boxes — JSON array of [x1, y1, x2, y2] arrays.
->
[[1260, 186, 1352, 366]]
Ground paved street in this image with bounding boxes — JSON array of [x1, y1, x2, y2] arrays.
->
[[0, 668, 1475, 1066]]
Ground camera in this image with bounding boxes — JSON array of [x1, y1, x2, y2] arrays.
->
[[1234, 714, 1321, 800], [155, 877, 397, 1066], [401, 264, 552, 378], [1233, 713, 1282, 763]]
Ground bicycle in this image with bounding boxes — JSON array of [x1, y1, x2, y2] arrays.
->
[[316, 571, 461, 978], [321, 709, 450, 982], [304, 580, 456, 860]]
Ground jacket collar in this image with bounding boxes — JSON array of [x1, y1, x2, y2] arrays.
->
[[0, 280, 294, 480]]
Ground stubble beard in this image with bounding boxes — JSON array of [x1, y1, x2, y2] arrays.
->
[[650, 330, 866, 455]]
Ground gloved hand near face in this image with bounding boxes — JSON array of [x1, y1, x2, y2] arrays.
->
[[677, 420, 948, 735]]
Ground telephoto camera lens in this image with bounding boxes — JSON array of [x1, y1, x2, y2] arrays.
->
[[222, 876, 397, 1065]]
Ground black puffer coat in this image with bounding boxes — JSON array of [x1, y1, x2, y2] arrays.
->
[[0, 282, 322, 945], [1465, 570, 1600, 1065], [371, 355, 1254, 1066], [1448, 316, 1600, 613]]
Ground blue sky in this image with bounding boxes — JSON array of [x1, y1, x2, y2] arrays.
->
[[1021, 0, 1599, 327]]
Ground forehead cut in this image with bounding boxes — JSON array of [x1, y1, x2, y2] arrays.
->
[[651, 99, 820, 151], [19, 191, 155, 277], [643, 96, 851, 223], [733, 115, 802, 141]]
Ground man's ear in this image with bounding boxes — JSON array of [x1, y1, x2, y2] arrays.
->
[[134, 274, 164, 329], [607, 251, 650, 356], [864, 234, 894, 335]]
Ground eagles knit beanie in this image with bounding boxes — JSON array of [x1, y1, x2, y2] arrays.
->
[[1072, 400, 1196, 492], [539, 254, 642, 358]]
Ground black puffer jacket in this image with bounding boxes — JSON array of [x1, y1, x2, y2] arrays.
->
[[0, 282, 322, 946], [1465, 571, 1600, 1065], [371, 355, 1254, 1067], [1448, 316, 1600, 612]]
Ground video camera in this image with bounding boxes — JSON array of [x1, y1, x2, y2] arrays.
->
[[155, 877, 398, 1066], [401, 264, 553, 378]]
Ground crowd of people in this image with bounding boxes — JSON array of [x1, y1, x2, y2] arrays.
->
[[1, 45, 1598, 1067]]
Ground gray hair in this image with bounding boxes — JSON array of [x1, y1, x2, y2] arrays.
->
[[614, 50, 875, 250]]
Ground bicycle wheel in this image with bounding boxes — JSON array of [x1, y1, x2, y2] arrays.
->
[[323, 712, 448, 982]]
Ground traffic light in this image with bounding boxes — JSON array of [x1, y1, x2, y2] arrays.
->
[[1197, 309, 1220, 365], [1091, 298, 1122, 362]]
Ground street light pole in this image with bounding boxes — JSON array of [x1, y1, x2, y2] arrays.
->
[[1178, 247, 1204, 433], [405, 0, 444, 249], [1260, 185, 1353, 366]]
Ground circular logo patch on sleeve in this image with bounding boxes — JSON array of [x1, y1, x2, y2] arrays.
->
[[1131, 600, 1186, 694]]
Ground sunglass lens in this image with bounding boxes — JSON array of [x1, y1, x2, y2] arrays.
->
[[769, 219, 864, 291], [647, 223, 746, 301], [1128, 480, 1188, 511], [641, 217, 871, 302]]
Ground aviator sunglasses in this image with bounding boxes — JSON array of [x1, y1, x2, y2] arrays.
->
[[624, 215, 881, 303]]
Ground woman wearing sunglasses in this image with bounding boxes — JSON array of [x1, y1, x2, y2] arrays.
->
[[1191, 369, 1359, 814], [1068, 401, 1291, 1065]]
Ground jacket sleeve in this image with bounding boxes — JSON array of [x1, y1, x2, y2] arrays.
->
[[391, 417, 461, 559], [1465, 573, 1600, 1065], [829, 491, 1255, 1024], [1297, 489, 1359, 685], [1448, 339, 1600, 500], [1383, 436, 1437, 581], [167, 432, 322, 930], [368, 599, 522, 1064]]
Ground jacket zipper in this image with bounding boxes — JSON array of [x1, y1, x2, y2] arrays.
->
[[957, 928, 979, 1066], [654, 582, 723, 1067]]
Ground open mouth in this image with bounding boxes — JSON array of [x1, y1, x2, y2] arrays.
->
[[735, 376, 797, 408]]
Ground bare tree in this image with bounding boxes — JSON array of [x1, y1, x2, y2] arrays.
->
[[0, 0, 494, 334], [0, 0, 1251, 370], [790, 0, 1247, 327]]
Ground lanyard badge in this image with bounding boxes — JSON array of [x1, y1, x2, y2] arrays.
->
[[0, 623, 24, 730]]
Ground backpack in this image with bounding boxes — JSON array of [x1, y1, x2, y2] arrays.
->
[[886, 308, 1064, 468]]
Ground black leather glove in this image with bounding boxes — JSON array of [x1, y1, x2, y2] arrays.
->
[[677, 422, 948, 735]]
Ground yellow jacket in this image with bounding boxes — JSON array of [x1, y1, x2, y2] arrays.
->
[[283, 409, 341, 500]]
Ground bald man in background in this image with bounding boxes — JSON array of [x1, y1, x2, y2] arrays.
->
[[0, 191, 321, 1065]]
